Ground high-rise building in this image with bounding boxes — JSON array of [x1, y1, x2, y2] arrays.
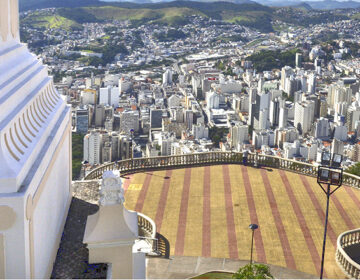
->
[[162, 68, 173, 86], [294, 101, 315, 134], [307, 73, 316, 94], [334, 124, 348, 141], [251, 91, 270, 130], [192, 124, 209, 139], [269, 98, 280, 127], [99, 86, 119, 107], [314, 118, 330, 139], [119, 135, 132, 159], [206, 91, 220, 109], [279, 106, 288, 129], [281, 66, 293, 91], [76, 106, 89, 134], [95, 105, 105, 127], [83, 130, 102, 165], [346, 106, 360, 131], [184, 109, 194, 130], [120, 110, 140, 134], [252, 129, 275, 149], [331, 138, 344, 156], [150, 109, 163, 129], [230, 124, 249, 150], [295, 53, 303, 68], [0, 2, 72, 277]]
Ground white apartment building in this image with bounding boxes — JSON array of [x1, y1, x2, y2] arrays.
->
[[192, 124, 209, 139], [99, 86, 119, 107], [84, 130, 102, 165], [294, 101, 315, 134], [230, 124, 249, 150]]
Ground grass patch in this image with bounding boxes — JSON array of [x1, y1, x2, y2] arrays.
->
[[72, 133, 84, 180], [352, 13, 360, 20], [22, 11, 80, 30], [192, 271, 233, 279]]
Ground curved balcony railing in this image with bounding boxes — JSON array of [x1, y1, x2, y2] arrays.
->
[[83, 152, 360, 190], [336, 229, 360, 279], [138, 212, 156, 239], [137, 212, 170, 257]]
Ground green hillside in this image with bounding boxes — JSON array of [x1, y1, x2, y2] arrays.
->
[[22, 10, 81, 30], [20, 0, 347, 33], [66, 6, 206, 25], [25, 1, 274, 32]]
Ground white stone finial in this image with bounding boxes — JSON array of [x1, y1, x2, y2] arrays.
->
[[100, 171, 124, 206], [10, 0, 19, 40], [0, 0, 10, 42], [0, 0, 19, 43]]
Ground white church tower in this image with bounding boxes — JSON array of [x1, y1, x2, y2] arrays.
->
[[0, 0, 72, 278]]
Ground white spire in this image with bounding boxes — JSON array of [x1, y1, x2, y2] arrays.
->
[[0, 0, 19, 43]]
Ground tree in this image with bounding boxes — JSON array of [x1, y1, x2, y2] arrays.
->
[[232, 264, 273, 279], [209, 127, 228, 148], [346, 162, 360, 177]]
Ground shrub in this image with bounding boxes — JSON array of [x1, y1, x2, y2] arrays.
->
[[232, 264, 273, 279]]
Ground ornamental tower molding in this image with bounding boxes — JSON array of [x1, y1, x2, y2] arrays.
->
[[0, 0, 19, 43]]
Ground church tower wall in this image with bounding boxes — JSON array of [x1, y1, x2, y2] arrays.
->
[[0, 0, 72, 278]]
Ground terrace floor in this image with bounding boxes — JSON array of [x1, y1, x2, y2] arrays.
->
[[123, 165, 360, 278]]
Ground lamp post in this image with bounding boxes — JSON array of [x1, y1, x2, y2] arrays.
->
[[317, 152, 343, 279], [230, 123, 235, 159], [130, 129, 134, 170], [130, 129, 134, 161], [249, 223, 258, 265]]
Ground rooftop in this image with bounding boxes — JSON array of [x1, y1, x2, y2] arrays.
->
[[58, 164, 360, 279], [122, 165, 360, 278]]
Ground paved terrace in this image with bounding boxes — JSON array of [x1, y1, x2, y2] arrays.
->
[[122, 165, 360, 279]]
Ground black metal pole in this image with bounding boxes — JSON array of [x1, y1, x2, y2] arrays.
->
[[320, 184, 331, 279], [250, 229, 254, 265]]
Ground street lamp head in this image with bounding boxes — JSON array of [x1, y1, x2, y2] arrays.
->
[[331, 153, 342, 168], [249, 224, 258, 231], [321, 151, 331, 166], [318, 167, 330, 183], [317, 166, 343, 186]]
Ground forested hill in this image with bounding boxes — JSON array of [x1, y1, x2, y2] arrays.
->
[[19, 0, 102, 11], [21, 0, 275, 32], [20, 0, 267, 11]]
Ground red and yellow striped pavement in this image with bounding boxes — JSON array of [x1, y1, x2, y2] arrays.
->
[[123, 165, 360, 278]]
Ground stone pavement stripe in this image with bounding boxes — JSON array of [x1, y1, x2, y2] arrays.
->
[[279, 170, 323, 277], [123, 174, 133, 194], [260, 169, 296, 270], [299, 175, 337, 247], [331, 192, 355, 229], [135, 172, 152, 213], [223, 165, 239, 259], [155, 170, 173, 232], [241, 166, 267, 263], [344, 186, 360, 210], [160, 168, 185, 256], [202, 166, 211, 258], [174, 168, 191, 256]]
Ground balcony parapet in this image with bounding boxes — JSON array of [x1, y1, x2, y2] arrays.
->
[[84, 152, 360, 190], [336, 228, 360, 279]]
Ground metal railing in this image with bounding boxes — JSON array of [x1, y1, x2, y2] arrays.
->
[[84, 152, 360, 190], [137, 213, 159, 255], [336, 229, 360, 279]]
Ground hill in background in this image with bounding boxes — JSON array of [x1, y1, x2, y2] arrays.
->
[[21, 1, 275, 32], [20, 0, 358, 33]]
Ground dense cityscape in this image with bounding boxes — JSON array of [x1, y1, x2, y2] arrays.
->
[[2, 0, 360, 278], [19, 6, 360, 179]]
